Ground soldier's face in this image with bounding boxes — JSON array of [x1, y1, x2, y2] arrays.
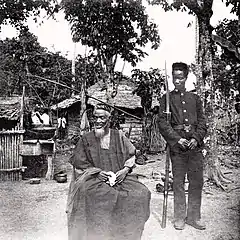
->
[[172, 70, 187, 90]]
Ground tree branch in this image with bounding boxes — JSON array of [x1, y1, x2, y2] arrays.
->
[[181, 0, 203, 15]]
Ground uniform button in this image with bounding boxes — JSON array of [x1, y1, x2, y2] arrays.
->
[[183, 110, 187, 112], [182, 101, 186, 104], [181, 93, 184, 96]]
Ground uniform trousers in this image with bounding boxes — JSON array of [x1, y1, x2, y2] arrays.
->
[[170, 149, 204, 221]]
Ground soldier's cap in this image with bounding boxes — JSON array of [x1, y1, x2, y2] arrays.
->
[[94, 103, 112, 113], [172, 62, 189, 75]]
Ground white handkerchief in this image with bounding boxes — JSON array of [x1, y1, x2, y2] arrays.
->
[[106, 171, 116, 186]]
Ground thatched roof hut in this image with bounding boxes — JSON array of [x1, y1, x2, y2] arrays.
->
[[0, 96, 25, 131], [50, 95, 82, 111], [0, 96, 22, 121], [50, 81, 159, 111], [50, 82, 160, 141], [87, 81, 159, 109], [87, 82, 142, 109]]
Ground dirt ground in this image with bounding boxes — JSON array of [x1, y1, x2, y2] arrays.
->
[[0, 152, 239, 240]]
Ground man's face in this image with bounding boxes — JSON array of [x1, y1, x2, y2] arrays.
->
[[172, 70, 187, 90], [93, 109, 110, 137]]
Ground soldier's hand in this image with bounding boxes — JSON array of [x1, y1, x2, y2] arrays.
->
[[178, 138, 190, 150], [188, 138, 198, 150], [97, 171, 111, 182]]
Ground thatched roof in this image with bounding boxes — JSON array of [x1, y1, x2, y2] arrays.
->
[[0, 96, 22, 121], [87, 82, 142, 109], [50, 81, 159, 111], [51, 95, 81, 111], [88, 82, 159, 109]]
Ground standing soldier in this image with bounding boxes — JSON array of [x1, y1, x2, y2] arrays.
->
[[158, 62, 207, 230]]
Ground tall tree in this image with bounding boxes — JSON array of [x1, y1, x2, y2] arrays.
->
[[148, 0, 239, 188], [61, 0, 160, 103], [132, 68, 165, 154]]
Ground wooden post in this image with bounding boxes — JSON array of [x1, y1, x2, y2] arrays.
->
[[20, 86, 25, 130], [18, 134, 23, 180], [45, 155, 54, 180], [45, 140, 56, 180], [0, 137, 2, 180], [71, 42, 76, 97]]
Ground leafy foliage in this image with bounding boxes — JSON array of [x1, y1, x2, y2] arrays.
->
[[132, 68, 165, 112], [74, 53, 104, 90], [0, 28, 117, 107], [223, 0, 240, 16], [61, 0, 160, 70], [0, 0, 59, 29], [148, 0, 240, 17], [0, 29, 72, 106], [212, 19, 240, 99]]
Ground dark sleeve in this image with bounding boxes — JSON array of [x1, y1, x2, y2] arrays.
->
[[120, 132, 136, 158], [158, 95, 181, 147], [192, 95, 207, 143], [119, 132, 136, 171], [69, 136, 93, 170]]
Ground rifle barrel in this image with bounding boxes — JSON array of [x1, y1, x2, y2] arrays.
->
[[161, 60, 171, 228]]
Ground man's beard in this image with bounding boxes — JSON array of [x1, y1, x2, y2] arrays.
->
[[94, 127, 107, 138]]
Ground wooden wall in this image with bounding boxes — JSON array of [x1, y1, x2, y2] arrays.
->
[[0, 130, 24, 181], [120, 117, 142, 141]]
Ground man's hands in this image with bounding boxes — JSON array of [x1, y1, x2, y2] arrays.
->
[[178, 138, 190, 150], [115, 167, 129, 184], [97, 171, 111, 182], [178, 138, 198, 150], [188, 138, 198, 150], [98, 167, 130, 185]]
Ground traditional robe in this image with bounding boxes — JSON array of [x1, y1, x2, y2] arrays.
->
[[66, 129, 151, 240]]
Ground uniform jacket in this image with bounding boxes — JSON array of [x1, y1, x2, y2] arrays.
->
[[158, 89, 207, 152]]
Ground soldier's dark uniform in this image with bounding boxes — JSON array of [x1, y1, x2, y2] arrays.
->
[[158, 89, 207, 223]]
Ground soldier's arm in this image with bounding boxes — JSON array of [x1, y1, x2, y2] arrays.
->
[[192, 95, 207, 144], [158, 95, 181, 147]]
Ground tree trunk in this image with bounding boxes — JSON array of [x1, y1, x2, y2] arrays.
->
[[196, 15, 231, 189], [140, 93, 153, 154], [141, 106, 149, 154]]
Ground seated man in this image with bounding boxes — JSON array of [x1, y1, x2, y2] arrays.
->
[[66, 104, 151, 240]]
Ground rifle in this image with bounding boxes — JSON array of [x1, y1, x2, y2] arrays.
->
[[161, 61, 171, 229]]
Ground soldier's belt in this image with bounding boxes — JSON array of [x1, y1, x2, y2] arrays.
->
[[172, 124, 193, 132]]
